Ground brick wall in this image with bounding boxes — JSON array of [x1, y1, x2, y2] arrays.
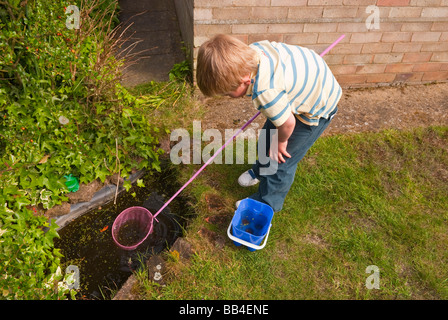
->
[[184, 0, 448, 88]]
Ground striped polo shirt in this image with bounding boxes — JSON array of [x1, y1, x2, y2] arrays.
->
[[246, 40, 342, 127]]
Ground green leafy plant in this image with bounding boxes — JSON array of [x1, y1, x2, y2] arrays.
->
[[0, 0, 163, 299], [169, 60, 191, 82], [0, 202, 76, 299]]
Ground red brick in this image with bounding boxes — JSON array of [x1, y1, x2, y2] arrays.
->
[[343, 54, 374, 64], [431, 22, 448, 32], [421, 42, 448, 52], [366, 73, 396, 83], [267, 24, 304, 34], [361, 43, 393, 54], [401, 22, 432, 32], [410, 73, 424, 82], [411, 32, 442, 42], [377, 0, 410, 5], [195, 24, 232, 36], [392, 43, 422, 53], [402, 52, 433, 63], [431, 52, 448, 62], [378, 7, 392, 18], [374, 53, 404, 64], [195, 8, 213, 20], [329, 65, 358, 75], [385, 63, 414, 73], [194, 36, 210, 47], [381, 32, 412, 43], [324, 54, 345, 65], [410, 0, 442, 5], [337, 22, 367, 33], [421, 7, 448, 18], [389, 7, 422, 18], [442, 63, 448, 71], [323, 7, 358, 18], [251, 7, 288, 20], [422, 71, 448, 81], [232, 0, 270, 5], [356, 64, 387, 74], [335, 74, 367, 85], [308, 0, 343, 5], [284, 33, 318, 45], [441, 32, 448, 41], [195, 0, 234, 7], [375, 22, 402, 32], [270, 0, 307, 6], [249, 34, 283, 43], [288, 7, 323, 19], [343, 0, 373, 4], [306, 44, 329, 53], [318, 32, 351, 44], [330, 43, 363, 55], [413, 63, 443, 72], [212, 8, 249, 20], [304, 23, 338, 33], [350, 32, 383, 44], [394, 73, 423, 82], [232, 24, 268, 34]]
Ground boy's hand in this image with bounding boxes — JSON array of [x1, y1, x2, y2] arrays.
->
[[277, 140, 291, 163], [270, 113, 295, 163], [270, 140, 291, 163]]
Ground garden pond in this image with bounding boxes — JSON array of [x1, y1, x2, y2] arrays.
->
[[54, 168, 191, 299]]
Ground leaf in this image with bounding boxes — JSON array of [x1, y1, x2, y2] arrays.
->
[[122, 108, 133, 117], [14, 196, 31, 210], [136, 179, 145, 188], [95, 168, 109, 183], [40, 189, 53, 201], [123, 180, 132, 192]]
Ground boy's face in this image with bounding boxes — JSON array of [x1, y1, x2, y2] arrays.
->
[[226, 75, 252, 98]]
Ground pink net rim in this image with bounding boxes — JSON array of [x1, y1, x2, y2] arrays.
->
[[112, 206, 154, 250]]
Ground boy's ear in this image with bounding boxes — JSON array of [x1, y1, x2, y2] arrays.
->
[[241, 74, 252, 85]]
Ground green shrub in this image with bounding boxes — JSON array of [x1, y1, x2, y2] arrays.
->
[[0, 202, 70, 299], [0, 0, 162, 299]]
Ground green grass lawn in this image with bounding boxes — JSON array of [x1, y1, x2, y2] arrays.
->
[[135, 126, 448, 300]]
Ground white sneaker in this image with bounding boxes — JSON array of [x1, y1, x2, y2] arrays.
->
[[238, 169, 259, 187], [235, 200, 242, 209]]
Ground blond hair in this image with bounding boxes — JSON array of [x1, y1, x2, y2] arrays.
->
[[196, 34, 258, 97]]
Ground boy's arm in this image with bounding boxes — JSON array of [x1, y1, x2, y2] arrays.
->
[[254, 88, 295, 163], [271, 112, 295, 163]]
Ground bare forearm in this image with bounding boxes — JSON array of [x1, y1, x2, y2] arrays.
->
[[277, 112, 295, 142], [271, 112, 295, 163]]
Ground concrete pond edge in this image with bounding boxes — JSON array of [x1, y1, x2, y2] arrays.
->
[[53, 170, 145, 231]]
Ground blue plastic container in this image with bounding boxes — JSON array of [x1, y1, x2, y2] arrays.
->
[[227, 199, 274, 251]]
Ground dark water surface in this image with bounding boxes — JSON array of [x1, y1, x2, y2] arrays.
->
[[54, 170, 190, 299]]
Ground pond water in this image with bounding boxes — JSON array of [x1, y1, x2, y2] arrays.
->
[[54, 169, 190, 299]]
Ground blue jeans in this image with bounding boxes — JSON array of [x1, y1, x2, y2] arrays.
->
[[249, 107, 337, 212]]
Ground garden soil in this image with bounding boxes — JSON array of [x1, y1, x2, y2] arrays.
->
[[197, 82, 448, 137]]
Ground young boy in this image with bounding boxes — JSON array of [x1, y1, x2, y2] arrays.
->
[[196, 34, 341, 212]]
